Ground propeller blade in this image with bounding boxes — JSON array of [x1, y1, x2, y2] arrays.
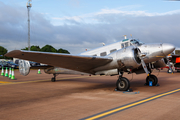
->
[[141, 59, 150, 75], [137, 48, 150, 75], [19, 60, 31, 76]]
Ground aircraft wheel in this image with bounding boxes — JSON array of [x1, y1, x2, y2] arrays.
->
[[51, 77, 56, 82], [116, 77, 130, 91], [146, 75, 158, 86], [167, 69, 173, 73]]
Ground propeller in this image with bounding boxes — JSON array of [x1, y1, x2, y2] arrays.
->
[[19, 60, 31, 76], [136, 48, 150, 75], [131, 40, 150, 75]]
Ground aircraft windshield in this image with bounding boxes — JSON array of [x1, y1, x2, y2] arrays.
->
[[130, 39, 144, 46]]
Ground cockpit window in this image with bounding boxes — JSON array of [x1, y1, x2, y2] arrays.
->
[[130, 39, 144, 46]]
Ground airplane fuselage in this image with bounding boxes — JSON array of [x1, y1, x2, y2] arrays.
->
[[80, 38, 175, 75]]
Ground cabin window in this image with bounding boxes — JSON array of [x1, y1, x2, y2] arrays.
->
[[100, 52, 107, 56], [121, 44, 124, 48], [110, 49, 117, 53], [125, 42, 129, 47]]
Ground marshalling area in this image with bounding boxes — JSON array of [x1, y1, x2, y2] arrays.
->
[[0, 69, 180, 120]]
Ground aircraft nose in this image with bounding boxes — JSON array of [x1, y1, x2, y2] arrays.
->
[[162, 43, 175, 56]]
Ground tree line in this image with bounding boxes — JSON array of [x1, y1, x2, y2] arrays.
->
[[0, 45, 70, 59]]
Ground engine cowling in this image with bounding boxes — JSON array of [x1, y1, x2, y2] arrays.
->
[[116, 46, 141, 70], [94, 46, 142, 74]]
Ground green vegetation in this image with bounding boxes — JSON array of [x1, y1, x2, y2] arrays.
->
[[41, 45, 57, 52], [0, 44, 70, 59], [57, 48, 70, 54], [21, 44, 70, 54], [21, 45, 41, 51], [0, 46, 8, 59]]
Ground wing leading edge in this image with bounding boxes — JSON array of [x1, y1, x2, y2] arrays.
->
[[5, 50, 113, 74]]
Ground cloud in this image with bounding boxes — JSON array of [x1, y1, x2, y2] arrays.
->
[[52, 8, 180, 24], [0, 2, 180, 54]]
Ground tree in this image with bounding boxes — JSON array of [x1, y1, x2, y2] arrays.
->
[[57, 48, 70, 54], [21, 45, 70, 54], [0, 46, 8, 59], [41, 45, 57, 52], [31, 45, 41, 51], [21, 45, 41, 51], [21, 47, 28, 50]]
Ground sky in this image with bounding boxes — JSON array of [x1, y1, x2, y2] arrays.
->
[[0, 0, 180, 54]]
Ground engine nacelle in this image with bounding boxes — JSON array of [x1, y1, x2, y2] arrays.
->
[[116, 46, 141, 70], [93, 46, 142, 74]]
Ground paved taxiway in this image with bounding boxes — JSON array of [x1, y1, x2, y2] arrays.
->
[[0, 69, 180, 120]]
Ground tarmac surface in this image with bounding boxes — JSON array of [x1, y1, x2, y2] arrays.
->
[[0, 69, 180, 120]]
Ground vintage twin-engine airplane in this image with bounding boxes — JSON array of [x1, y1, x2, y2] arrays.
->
[[5, 37, 175, 91]]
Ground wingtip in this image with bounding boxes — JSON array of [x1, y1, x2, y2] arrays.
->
[[5, 50, 22, 57]]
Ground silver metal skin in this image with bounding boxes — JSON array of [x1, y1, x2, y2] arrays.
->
[[44, 67, 88, 75], [93, 43, 175, 75], [93, 46, 141, 72], [5, 39, 175, 76], [162, 43, 175, 56], [138, 43, 174, 63]]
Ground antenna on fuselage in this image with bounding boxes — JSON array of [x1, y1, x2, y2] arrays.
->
[[101, 43, 105, 46], [123, 35, 127, 39]]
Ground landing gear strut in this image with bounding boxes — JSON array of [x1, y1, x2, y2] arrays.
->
[[116, 72, 130, 91], [146, 74, 158, 86], [51, 74, 56, 82]]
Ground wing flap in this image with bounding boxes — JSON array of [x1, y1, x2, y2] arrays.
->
[[5, 50, 112, 74]]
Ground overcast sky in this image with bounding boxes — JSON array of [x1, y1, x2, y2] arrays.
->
[[0, 0, 180, 54]]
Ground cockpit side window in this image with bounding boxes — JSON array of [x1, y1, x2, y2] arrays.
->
[[130, 39, 143, 46]]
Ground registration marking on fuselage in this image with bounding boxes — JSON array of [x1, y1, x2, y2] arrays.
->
[[81, 88, 180, 120]]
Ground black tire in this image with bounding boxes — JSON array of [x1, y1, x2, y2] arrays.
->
[[116, 77, 130, 91], [146, 75, 158, 86], [167, 69, 173, 73], [177, 70, 180, 72], [51, 77, 56, 82]]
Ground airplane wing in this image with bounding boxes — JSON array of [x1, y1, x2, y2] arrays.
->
[[5, 50, 113, 74]]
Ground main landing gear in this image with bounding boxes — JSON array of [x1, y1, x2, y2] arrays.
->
[[51, 74, 56, 82], [116, 72, 159, 91], [116, 72, 130, 91], [145, 74, 158, 86]]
